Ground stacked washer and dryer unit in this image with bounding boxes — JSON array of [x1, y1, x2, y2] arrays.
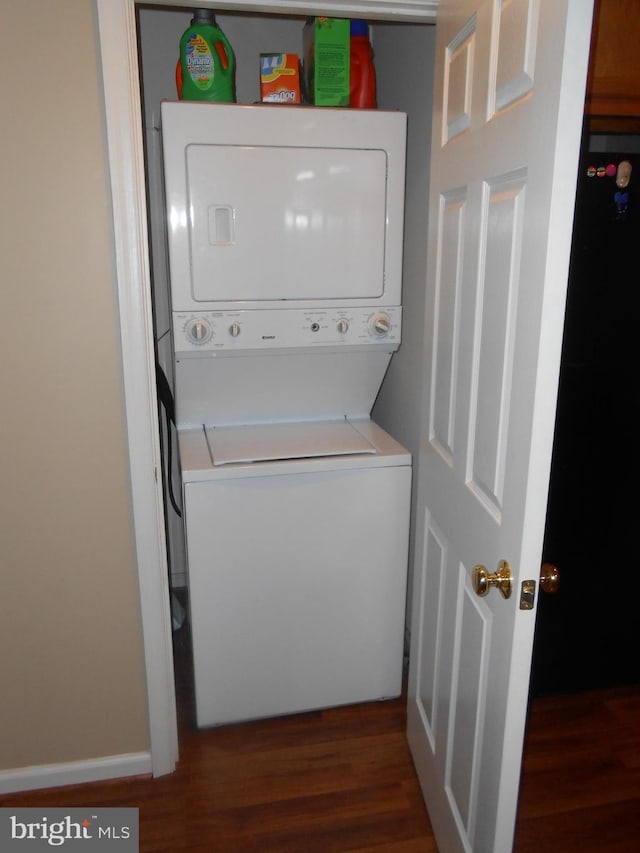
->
[[161, 101, 411, 728]]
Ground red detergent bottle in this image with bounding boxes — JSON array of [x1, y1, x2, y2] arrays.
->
[[349, 20, 376, 108]]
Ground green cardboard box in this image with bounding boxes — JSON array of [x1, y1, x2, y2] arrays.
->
[[303, 17, 350, 106]]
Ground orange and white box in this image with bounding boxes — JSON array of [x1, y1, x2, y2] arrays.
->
[[260, 53, 301, 104]]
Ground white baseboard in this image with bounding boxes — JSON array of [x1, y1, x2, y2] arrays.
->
[[0, 751, 153, 795]]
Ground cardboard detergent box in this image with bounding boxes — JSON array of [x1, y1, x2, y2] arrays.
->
[[260, 53, 302, 104], [302, 17, 350, 106]]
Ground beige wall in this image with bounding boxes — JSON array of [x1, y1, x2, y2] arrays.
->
[[0, 0, 149, 771]]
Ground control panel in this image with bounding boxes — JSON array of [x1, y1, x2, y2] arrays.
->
[[173, 307, 402, 352]]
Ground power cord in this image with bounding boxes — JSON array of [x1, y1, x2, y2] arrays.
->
[[156, 362, 182, 518]]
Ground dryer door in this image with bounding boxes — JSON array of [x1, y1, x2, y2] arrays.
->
[[186, 143, 387, 304]]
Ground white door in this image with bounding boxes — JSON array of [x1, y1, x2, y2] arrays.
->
[[407, 1, 594, 851]]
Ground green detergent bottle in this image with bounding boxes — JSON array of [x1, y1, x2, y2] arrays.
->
[[178, 9, 236, 103]]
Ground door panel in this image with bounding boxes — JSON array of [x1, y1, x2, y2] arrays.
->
[[491, 0, 537, 111], [407, 1, 594, 850], [469, 170, 525, 515], [431, 189, 465, 463]]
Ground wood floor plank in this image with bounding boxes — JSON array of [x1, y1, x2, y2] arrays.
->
[[2, 632, 638, 851], [515, 687, 640, 852], [515, 797, 640, 853]]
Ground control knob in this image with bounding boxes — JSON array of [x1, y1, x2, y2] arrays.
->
[[337, 318, 349, 334], [185, 317, 212, 345], [368, 312, 391, 337], [229, 322, 241, 338]]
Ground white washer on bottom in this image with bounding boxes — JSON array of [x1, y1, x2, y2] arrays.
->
[[179, 418, 411, 729]]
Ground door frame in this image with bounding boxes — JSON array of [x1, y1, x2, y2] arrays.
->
[[95, 0, 438, 777]]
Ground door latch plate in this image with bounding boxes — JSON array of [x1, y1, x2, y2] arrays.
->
[[520, 580, 536, 610]]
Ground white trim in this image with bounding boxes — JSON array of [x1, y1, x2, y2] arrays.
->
[[95, 0, 438, 782], [96, 0, 178, 777], [145, 0, 438, 21], [0, 753, 152, 795]]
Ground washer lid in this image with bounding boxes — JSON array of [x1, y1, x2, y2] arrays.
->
[[205, 419, 376, 466]]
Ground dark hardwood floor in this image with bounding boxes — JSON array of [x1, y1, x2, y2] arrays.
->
[[2, 618, 639, 851], [515, 686, 640, 852]]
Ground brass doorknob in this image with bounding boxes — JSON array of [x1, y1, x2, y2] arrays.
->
[[472, 560, 512, 599], [540, 562, 560, 594]]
